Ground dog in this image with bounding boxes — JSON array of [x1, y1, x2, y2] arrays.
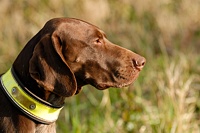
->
[[0, 18, 145, 133]]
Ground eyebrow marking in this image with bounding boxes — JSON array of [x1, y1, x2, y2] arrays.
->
[[98, 30, 107, 38]]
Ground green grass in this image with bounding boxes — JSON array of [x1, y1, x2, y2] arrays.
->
[[0, 0, 199, 133]]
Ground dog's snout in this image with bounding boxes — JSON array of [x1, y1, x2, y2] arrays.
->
[[132, 56, 146, 70]]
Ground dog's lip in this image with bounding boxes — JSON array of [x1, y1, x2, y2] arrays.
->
[[96, 84, 110, 90], [89, 69, 141, 90]]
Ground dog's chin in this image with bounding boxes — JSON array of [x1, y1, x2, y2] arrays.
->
[[94, 83, 130, 90]]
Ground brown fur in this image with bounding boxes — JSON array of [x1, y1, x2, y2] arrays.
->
[[0, 18, 145, 133]]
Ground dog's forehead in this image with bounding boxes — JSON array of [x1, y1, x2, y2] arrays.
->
[[67, 18, 99, 28], [67, 19, 100, 32], [56, 18, 105, 38]]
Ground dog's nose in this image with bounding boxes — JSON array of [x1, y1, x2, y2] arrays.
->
[[133, 56, 146, 70]]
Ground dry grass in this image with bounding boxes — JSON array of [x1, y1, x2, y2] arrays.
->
[[0, 0, 199, 133], [155, 54, 199, 133]]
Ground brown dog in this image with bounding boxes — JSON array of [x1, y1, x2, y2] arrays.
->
[[0, 18, 145, 133]]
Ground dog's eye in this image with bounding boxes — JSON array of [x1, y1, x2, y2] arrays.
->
[[96, 39, 101, 43], [95, 38, 102, 45]]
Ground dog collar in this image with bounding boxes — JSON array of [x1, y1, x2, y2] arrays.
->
[[0, 68, 63, 124]]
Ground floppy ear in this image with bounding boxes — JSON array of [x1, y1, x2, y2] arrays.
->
[[29, 32, 77, 97]]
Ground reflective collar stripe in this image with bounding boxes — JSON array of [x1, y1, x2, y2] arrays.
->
[[0, 68, 63, 124]]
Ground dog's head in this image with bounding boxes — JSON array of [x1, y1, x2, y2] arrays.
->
[[29, 18, 146, 98]]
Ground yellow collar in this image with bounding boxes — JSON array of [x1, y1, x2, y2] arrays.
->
[[0, 68, 63, 124]]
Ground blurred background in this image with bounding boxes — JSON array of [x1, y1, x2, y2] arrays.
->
[[0, 0, 199, 132]]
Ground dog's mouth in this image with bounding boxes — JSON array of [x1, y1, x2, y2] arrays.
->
[[78, 69, 140, 91], [95, 72, 140, 90]]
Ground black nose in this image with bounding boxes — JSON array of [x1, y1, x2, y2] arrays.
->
[[133, 56, 146, 70]]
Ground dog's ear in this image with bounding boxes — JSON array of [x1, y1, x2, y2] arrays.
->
[[29, 32, 77, 97]]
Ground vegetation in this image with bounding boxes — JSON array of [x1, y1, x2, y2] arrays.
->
[[0, 0, 199, 132]]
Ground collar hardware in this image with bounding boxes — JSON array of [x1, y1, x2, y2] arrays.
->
[[0, 68, 63, 124]]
